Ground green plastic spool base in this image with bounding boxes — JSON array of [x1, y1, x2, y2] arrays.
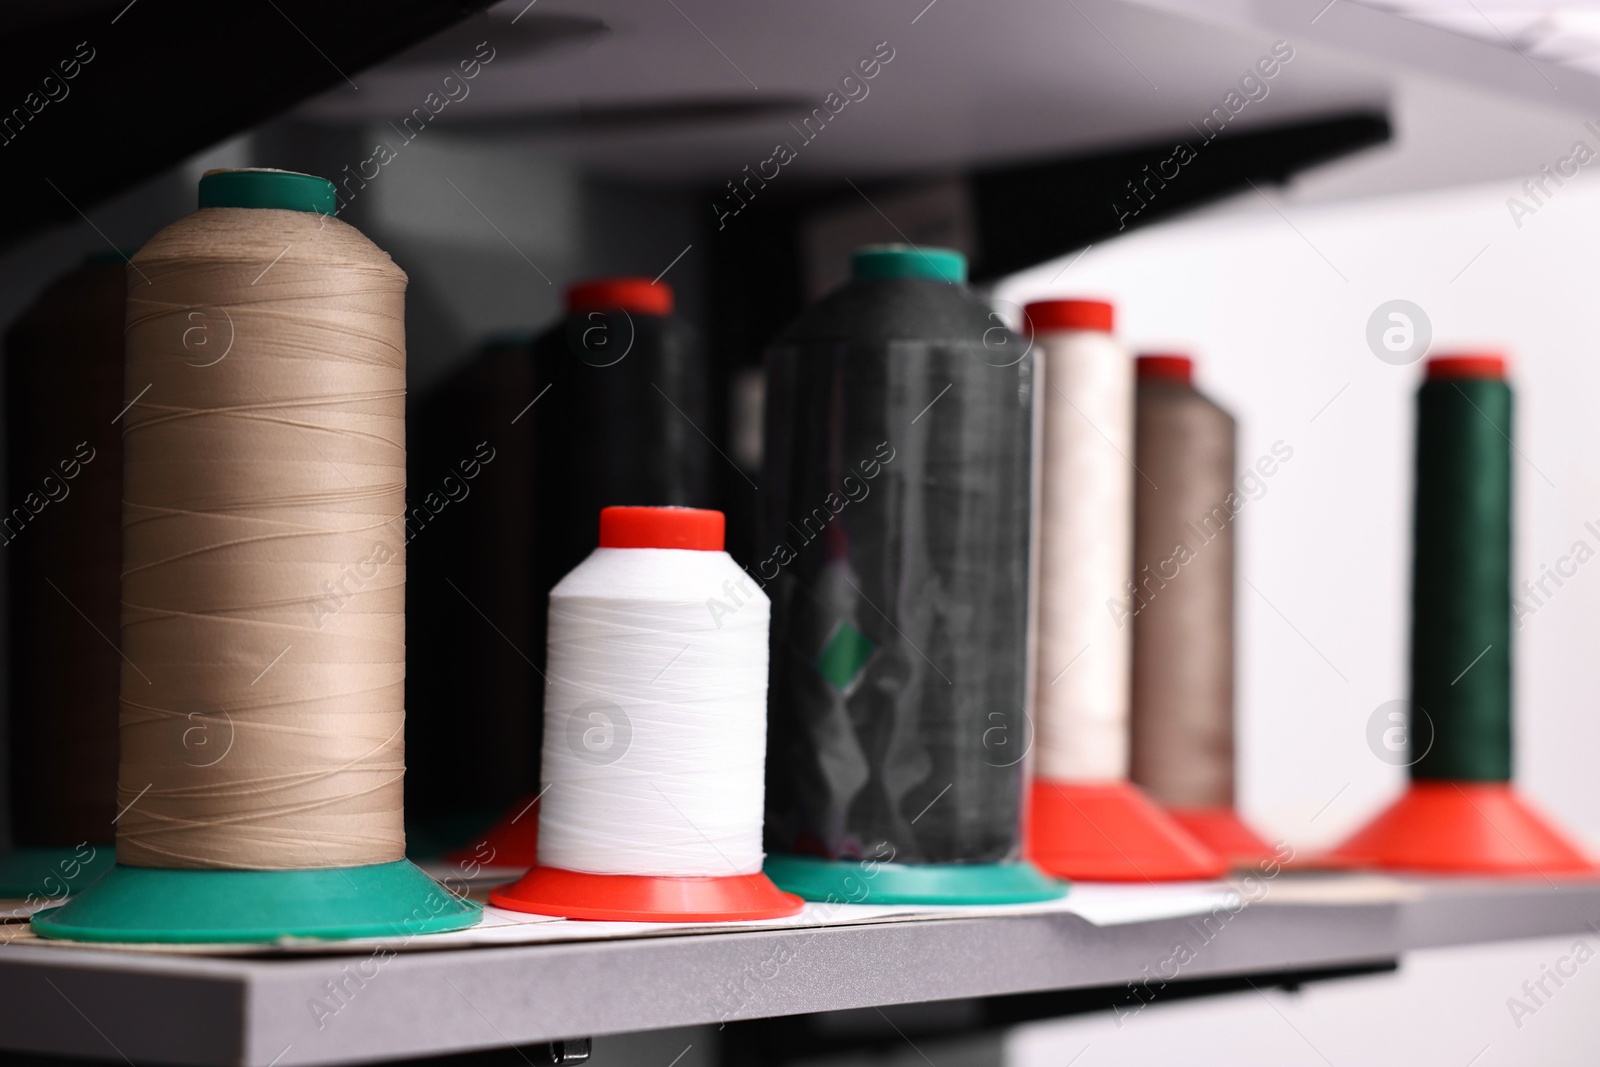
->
[[0, 846, 114, 899], [31, 859, 480, 944], [764, 853, 1065, 905]]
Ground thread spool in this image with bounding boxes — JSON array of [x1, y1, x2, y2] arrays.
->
[[34, 169, 479, 942], [405, 334, 539, 861], [534, 278, 714, 591], [1021, 314, 1224, 882], [760, 246, 1062, 905], [1332, 354, 1595, 874], [463, 279, 718, 868], [1127, 353, 1274, 868], [492, 506, 801, 921], [0, 255, 124, 898]]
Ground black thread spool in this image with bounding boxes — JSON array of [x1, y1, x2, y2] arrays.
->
[[760, 245, 1061, 904], [533, 278, 714, 592], [1, 254, 124, 896], [405, 334, 539, 853], [444, 278, 714, 868]]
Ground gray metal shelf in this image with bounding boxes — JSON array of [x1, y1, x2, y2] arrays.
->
[[1, 875, 1597, 1067]]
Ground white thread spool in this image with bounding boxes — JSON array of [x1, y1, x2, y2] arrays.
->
[[1027, 300, 1133, 783], [534, 507, 770, 878]]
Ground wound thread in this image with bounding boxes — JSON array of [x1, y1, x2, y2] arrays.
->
[[536, 511, 771, 877], [1130, 359, 1238, 810], [117, 187, 409, 869], [1028, 302, 1134, 783], [1411, 358, 1513, 781]]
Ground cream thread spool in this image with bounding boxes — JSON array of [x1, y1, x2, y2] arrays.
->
[[1029, 301, 1134, 783], [492, 506, 801, 922], [33, 169, 478, 943]]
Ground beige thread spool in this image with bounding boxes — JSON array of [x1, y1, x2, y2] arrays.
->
[[1129, 354, 1236, 812], [117, 170, 409, 870]]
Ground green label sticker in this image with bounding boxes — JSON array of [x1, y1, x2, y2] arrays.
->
[[817, 620, 875, 692]]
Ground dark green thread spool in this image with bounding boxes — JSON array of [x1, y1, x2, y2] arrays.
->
[[1410, 355, 1512, 782]]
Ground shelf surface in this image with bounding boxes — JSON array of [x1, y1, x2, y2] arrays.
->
[[2, 873, 1598, 1067]]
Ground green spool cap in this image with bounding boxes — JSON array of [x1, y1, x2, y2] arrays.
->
[[31, 859, 480, 944], [1410, 355, 1513, 783], [851, 244, 967, 285], [764, 854, 1064, 905], [198, 168, 337, 215]]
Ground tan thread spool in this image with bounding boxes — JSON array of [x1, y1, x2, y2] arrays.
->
[[117, 189, 409, 869], [1129, 355, 1236, 810], [4, 257, 125, 845]]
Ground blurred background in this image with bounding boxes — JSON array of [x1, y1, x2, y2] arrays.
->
[[5, 0, 1600, 1061]]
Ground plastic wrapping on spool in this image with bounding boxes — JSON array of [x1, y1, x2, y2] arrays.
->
[[762, 247, 1036, 872], [406, 335, 538, 849], [4, 256, 125, 848], [1129, 359, 1237, 811]]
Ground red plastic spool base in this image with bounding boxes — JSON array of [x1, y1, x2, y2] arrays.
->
[[491, 866, 804, 922], [1168, 807, 1279, 869], [1328, 781, 1599, 876], [446, 795, 542, 869], [1026, 780, 1227, 882]]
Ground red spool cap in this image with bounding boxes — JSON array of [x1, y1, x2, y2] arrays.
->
[[1137, 354, 1194, 384], [1024, 299, 1114, 333], [566, 277, 673, 317], [599, 506, 724, 551], [1426, 353, 1506, 380]]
